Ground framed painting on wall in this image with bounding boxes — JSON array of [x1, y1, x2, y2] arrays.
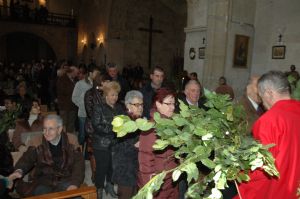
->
[[272, 45, 286, 59], [199, 47, 205, 59], [233, 34, 249, 68]]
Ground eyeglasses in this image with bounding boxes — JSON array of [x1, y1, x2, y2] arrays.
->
[[162, 102, 175, 106], [130, 103, 143, 108], [43, 126, 59, 133]]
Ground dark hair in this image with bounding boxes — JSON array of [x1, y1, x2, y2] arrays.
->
[[151, 66, 164, 74], [4, 95, 17, 103], [219, 76, 227, 84], [190, 72, 198, 78], [106, 62, 117, 69], [93, 73, 110, 87], [152, 87, 176, 109], [79, 65, 87, 75]]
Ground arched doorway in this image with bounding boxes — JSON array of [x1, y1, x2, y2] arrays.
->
[[0, 32, 56, 63]]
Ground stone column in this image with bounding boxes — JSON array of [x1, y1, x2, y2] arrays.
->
[[203, 0, 230, 89], [184, 0, 208, 83]]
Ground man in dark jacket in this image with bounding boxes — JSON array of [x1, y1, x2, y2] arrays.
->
[[106, 63, 130, 102], [140, 66, 165, 119], [178, 80, 207, 110], [56, 66, 78, 133], [11, 114, 84, 197]]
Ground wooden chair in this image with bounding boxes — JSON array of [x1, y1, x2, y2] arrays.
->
[[23, 185, 97, 199], [40, 105, 48, 113]]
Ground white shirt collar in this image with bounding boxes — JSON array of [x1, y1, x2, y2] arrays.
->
[[186, 98, 198, 106], [247, 96, 259, 110]]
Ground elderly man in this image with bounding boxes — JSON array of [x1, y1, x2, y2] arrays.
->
[[238, 75, 265, 134], [234, 71, 300, 199], [12, 114, 84, 197], [141, 66, 165, 118], [179, 80, 206, 109]]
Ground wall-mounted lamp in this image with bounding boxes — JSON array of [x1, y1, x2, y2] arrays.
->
[[81, 39, 87, 47], [97, 34, 104, 47], [39, 0, 46, 6]]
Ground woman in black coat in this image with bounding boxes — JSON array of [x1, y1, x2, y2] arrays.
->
[[91, 81, 124, 199], [112, 90, 143, 199]]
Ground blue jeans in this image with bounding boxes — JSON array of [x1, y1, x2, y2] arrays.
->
[[78, 117, 86, 145]]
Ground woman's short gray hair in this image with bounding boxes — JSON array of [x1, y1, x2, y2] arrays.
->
[[44, 114, 63, 127], [258, 71, 290, 95], [125, 90, 143, 105]]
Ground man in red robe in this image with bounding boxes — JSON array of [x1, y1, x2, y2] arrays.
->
[[234, 71, 300, 199]]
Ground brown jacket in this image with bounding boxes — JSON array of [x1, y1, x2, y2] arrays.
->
[[12, 116, 43, 149], [56, 74, 77, 111], [215, 85, 235, 100], [14, 132, 84, 197], [238, 95, 264, 134], [138, 110, 178, 198]]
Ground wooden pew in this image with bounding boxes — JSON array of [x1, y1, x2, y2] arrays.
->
[[24, 186, 97, 199]]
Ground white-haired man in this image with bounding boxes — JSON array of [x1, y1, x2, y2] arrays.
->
[[234, 71, 300, 199], [12, 115, 84, 197]]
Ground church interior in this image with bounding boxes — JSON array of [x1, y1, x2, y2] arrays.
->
[[0, 0, 300, 198]]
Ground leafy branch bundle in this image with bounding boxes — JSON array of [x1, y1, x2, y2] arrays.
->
[[288, 75, 300, 100], [112, 90, 279, 199], [0, 105, 21, 135]]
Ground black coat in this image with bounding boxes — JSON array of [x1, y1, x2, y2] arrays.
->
[[84, 87, 103, 137], [140, 82, 155, 119], [112, 117, 139, 186], [176, 94, 208, 112], [91, 103, 124, 150]]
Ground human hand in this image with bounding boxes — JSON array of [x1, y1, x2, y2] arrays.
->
[[134, 141, 139, 148], [6, 171, 23, 189], [66, 185, 78, 191]]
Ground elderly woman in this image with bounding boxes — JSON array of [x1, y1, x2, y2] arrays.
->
[[112, 90, 143, 199], [138, 88, 178, 198], [91, 81, 124, 199]]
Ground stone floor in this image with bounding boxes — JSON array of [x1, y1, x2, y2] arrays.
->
[[84, 160, 117, 199]]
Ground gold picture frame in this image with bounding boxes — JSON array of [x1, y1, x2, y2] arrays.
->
[[233, 35, 249, 68], [272, 45, 286, 59]]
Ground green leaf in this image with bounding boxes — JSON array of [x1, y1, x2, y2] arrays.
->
[[153, 139, 169, 150], [172, 169, 182, 181], [201, 158, 216, 169], [112, 116, 125, 127], [136, 118, 154, 131], [173, 115, 188, 126], [238, 172, 250, 182], [179, 100, 188, 111], [123, 120, 138, 133], [193, 145, 206, 156], [181, 162, 199, 183]]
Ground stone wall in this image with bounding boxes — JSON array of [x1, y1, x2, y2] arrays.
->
[[251, 0, 300, 75], [78, 0, 186, 79], [0, 21, 77, 62]]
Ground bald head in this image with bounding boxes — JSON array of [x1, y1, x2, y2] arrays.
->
[[246, 75, 261, 104]]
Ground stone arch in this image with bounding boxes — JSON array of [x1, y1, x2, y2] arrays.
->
[[0, 21, 77, 62], [0, 31, 56, 62]]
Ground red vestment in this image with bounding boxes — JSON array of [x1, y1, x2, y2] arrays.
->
[[234, 100, 300, 199]]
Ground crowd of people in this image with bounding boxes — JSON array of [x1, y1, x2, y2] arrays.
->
[[0, 59, 299, 199]]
